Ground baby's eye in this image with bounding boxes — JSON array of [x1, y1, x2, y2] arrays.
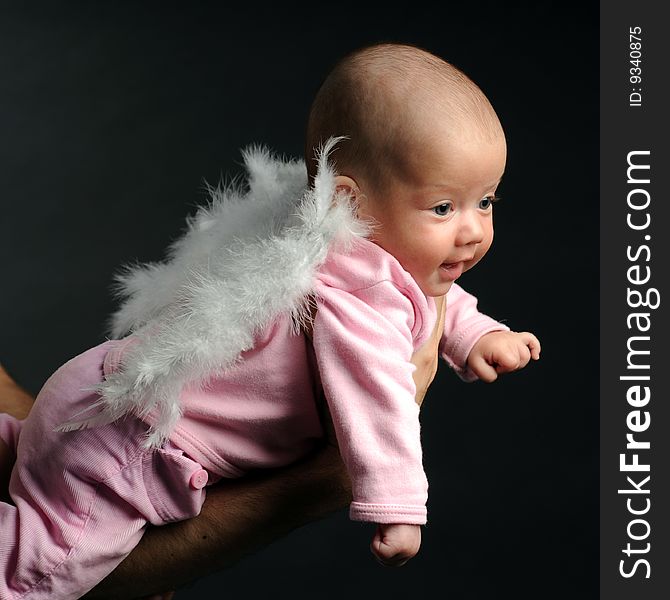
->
[[432, 203, 452, 216], [478, 196, 499, 210]]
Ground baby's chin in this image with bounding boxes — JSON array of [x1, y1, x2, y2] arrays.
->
[[419, 278, 455, 298], [421, 262, 480, 297]]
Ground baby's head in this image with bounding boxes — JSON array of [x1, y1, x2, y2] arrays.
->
[[305, 43, 507, 297]]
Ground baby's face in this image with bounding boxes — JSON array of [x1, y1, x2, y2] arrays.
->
[[357, 130, 506, 297]]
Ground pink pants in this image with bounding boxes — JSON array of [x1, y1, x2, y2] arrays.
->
[[0, 341, 208, 600]]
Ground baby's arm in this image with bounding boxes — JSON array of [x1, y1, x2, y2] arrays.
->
[[370, 296, 444, 567], [312, 280, 433, 566], [441, 283, 539, 381], [313, 280, 428, 524]]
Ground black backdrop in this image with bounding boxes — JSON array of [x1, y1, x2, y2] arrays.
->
[[0, 2, 598, 598]]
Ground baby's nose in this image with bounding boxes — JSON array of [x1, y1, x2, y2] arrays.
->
[[455, 211, 484, 246]]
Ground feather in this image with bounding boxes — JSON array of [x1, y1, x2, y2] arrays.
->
[[57, 137, 369, 447]]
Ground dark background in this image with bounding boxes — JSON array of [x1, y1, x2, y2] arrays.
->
[[0, 2, 598, 599]]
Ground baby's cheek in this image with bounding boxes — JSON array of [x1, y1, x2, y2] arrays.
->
[[480, 228, 494, 257], [469, 230, 494, 270]]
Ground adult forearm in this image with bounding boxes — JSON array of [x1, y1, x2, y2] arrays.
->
[[0, 366, 33, 502], [85, 443, 352, 599], [0, 365, 34, 419]]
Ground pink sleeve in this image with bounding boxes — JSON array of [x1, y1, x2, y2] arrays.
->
[[312, 280, 428, 525], [440, 283, 510, 382]]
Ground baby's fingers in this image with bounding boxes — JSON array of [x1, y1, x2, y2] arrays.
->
[[468, 354, 498, 383], [519, 332, 541, 360], [370, 524, 421, 567], [494, 344, 530, 373]]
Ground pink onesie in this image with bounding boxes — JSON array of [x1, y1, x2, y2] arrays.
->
[[0, 236, 508, 599]]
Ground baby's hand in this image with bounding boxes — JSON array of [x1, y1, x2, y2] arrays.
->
[[370, 523, 421, 567], [467, 331, 541, 382]]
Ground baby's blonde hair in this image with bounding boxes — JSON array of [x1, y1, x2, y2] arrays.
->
[[305, 42, 503, 192]]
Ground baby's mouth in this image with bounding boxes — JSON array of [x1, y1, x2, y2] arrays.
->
[[439, 261, 465, 280]]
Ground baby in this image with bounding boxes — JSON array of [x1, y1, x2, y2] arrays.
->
[[305, 43, 540, 565], [0, 43, 539, 598]]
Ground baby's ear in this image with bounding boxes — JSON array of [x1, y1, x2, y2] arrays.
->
[[333, 175, 360, 200], [332, 175, 371, 224]]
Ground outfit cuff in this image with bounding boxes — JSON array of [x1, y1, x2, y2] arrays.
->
[[349, 502, 427, 525]]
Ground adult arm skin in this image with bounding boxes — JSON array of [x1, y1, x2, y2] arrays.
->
[[0, 365, 33, 420], [0, 366, 32, 503], [0, 297, 446, 599]]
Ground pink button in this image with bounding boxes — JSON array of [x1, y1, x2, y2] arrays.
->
[[189, 469, 209, 490]]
